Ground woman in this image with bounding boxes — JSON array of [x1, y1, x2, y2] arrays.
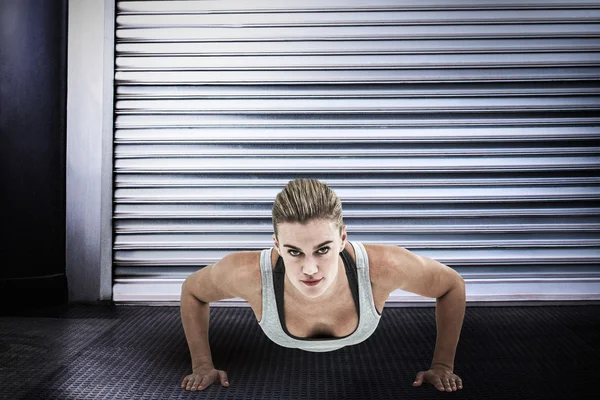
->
[[180, 179, 466, 392]]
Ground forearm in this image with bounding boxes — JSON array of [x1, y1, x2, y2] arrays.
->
[[180, 285, 214, 370], [430, 280, 466, 371]]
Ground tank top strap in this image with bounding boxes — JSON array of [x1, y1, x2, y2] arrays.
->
[[260, 248, 272, 274], [259, 248, 276, 323], [351, 241, 368, 270]]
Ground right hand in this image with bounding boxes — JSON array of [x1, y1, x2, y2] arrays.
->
[[181, 365, 230, 391]]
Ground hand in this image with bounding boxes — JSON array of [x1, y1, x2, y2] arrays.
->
[[181, 364, 230, 391], [412, 365, 463, 392]]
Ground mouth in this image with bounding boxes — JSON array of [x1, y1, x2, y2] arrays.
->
[[302, 278, 323, 287]]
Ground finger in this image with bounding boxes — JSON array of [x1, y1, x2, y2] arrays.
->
[[191, 376, 206, 391], [219, 371, 230, 387], [191, 377, 202, 391], [413, 371, 425, 386], [196, 375, 212, 391], [434, 378, 445, 392], [443, 379, 452, 392], [186, 376, 197, 391], [450, 378, 457, 391]]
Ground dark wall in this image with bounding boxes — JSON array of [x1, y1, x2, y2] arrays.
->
[[0, 0, 68, 311]]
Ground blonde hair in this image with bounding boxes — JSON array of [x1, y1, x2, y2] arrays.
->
[[272, 179, 344, 237]]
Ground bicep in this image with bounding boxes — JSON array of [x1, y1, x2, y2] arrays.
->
[[385, 246, 463, 299], [182, 254, 241, 303]]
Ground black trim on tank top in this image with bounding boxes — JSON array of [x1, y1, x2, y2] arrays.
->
[[273, 247, 360, 341]]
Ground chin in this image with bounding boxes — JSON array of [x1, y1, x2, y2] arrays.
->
[[300, 281, 329, 295], [303, 291, 326, 300]]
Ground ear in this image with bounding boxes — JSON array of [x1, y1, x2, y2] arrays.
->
[[339, 225, 348, 251], [272, 234, 280, 254]]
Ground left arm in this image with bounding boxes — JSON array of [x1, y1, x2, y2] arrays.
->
[[431, 269, 466, 372], [370, 244, 466, 391]]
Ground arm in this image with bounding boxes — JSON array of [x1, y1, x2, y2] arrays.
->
[[371, 244, 466, 391], [180, 252, 251, 390], [429, 262, 466, 372], [180, 279, 216, 370]]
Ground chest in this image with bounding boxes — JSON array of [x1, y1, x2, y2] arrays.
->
[[250, 276, 387, 339], [284, 287, 360, 338], [249, 244, 387, 338]]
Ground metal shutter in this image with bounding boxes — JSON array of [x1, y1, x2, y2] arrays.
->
[[113, 0, 600, 304]]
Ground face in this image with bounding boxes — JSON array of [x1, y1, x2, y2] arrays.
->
[[273, 219, 347, 301]]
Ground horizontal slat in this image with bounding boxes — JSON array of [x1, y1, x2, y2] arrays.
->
[[112, 265, 600, 279], [117, 0, 600, 13], [114, 238, 600, 250], [115, 68, 600, 84], [115, 97, 600, 114], [112, 278, 600, 303], [114, 176, 600, 188], [115, 115, 600, 129], [115, 83, 600, 98], [114, 157, 600, 173], [116, 10, 600, 27], [114, 204, 600, 219], [116, 54, 600, 71], [112, 248, 600, 266], [114, 127, 600, 142], [113, 186, 600, 203], [116, 39, 600, 55], [114, 145, 600, 158], [114, 222, 600, 234], [114, 242, 600, 253], [116, 24, 600, 42], [112, 276, 600, 303], [115, 230, 600, 242]]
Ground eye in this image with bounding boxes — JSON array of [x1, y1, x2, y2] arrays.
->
[[288, 249, 301, 257], [317, 247, 330, 255]]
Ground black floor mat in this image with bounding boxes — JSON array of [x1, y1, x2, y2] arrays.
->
[[1, 304, 598, 400]]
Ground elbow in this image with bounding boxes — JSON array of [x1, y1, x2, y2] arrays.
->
[[439, 270, 466, 300], [449, 266, 465, 288], [451, 269, 466, 293], [451, 274, 466, 301], [455, 272, 465, 290], [181, 276, 190, 294], [181, 276, 198, 300]]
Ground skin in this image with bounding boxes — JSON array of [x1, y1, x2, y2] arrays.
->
[[272, 219, 348, 303], [181, 218, 465, 392]]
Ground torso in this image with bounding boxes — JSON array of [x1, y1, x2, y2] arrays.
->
[[244, 242, 390, 339]]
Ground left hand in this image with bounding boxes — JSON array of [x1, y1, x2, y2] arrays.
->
[[412, 365, 463, 392]]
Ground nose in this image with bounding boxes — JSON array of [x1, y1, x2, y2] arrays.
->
[[302, 258, 318, 276]]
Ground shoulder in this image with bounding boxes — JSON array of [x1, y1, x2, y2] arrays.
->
[[217, 250, 262, 300], [361, 243, 423, 292], [220, 249, 262, 268], [362, 243, 420, 266]]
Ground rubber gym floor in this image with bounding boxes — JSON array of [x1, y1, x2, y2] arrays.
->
[[1, 304, 598, 400]]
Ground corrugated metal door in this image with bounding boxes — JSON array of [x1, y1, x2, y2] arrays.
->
[[112, 0, 600, 304]]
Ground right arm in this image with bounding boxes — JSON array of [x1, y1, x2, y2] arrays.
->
[[179, 252, 251, 390], [179, 279, 216, 371]]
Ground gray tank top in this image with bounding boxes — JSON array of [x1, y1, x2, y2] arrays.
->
[[258, 241, 382, 352]]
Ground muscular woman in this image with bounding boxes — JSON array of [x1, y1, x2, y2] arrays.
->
[[180, 179, 465, 392]]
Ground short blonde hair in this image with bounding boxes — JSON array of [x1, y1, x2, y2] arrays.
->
[[272, 179, 344, 237]]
